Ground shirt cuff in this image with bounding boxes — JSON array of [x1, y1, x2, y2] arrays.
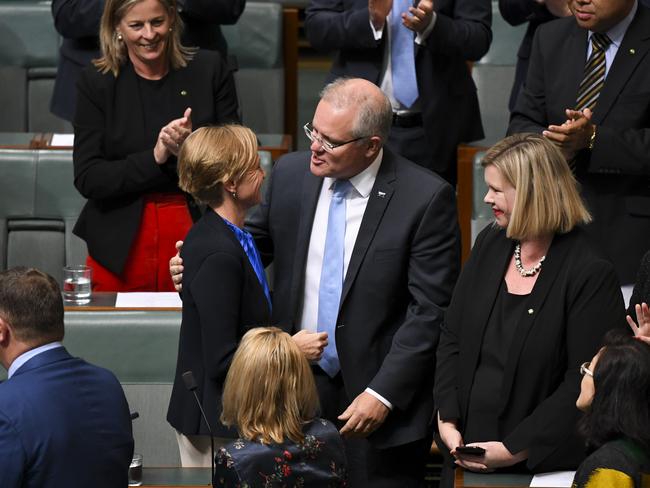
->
[[365, 388, 393, 410], [369, 18, 384, 40], [415, 12, 437, 45]]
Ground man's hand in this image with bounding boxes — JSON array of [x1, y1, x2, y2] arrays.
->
[[437, 413, 464, 454], [543, 108, 594, 161], [627, 302, 650, 345], [369, 0, 392, 30], [292, 330, 328, 361], [338, 391, 389, 438], [456, 441, 527, 472], [169, 240, 184, 292], [402, 0, 434, 34]]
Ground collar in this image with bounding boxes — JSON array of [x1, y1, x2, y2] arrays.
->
[[8, 342, 63, 379], [589, 0, 637, 48], [324, 149, 383, 198]]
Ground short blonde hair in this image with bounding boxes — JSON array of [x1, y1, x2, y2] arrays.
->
[[94, 0, 195, 76], [221, 327, 320, 445], [482, 133, 591, 239], [177, 125, 259, 207]]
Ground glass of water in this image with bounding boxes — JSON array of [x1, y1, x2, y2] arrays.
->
[[62, 265, 92, 304], [129, 453, 143, 486]]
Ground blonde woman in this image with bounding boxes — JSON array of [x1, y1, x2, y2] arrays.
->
[[215, 327, 346, 486], [166, 126, 270, 467], [435, 133, 628, 486], [73, 0, 238, 291]]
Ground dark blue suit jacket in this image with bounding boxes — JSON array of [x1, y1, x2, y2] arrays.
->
[[0, 346, 134, 487]]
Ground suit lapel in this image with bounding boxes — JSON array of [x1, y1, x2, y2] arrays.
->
[[593, 7, 650, 123], [459, 233, 514, 421], [497, 234, 568, 411], [564, 26, 590, 113], [340, 152, 395, 307], [289, 169, 323, 323]]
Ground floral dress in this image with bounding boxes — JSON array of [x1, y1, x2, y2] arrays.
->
[[214, 418, 346, 487]]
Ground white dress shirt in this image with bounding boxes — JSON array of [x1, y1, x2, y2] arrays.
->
[[587, 0, 637, 77], [298, 151, 393, 409]]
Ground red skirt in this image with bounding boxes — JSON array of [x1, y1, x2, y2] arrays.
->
[[87, 193, 193, 292]]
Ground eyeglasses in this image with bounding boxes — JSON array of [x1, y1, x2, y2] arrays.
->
[[580, 362, 593, 377], [303, 123, 367, 153]]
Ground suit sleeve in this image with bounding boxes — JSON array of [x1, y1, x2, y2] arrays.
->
[[304, 0, 379, 51], [214, 448, 243, 486], [589, 123, 650, 176], [503, 259, 627, 468], [367, 183, 460, 409], [190, 251, 244, 382], [627, 250, 650, 317], [178, 0, 245, 24], [72, 71, 172, 200], [423, 0, 492, 61], [0, 410, 25, 487], [434, 227, 490, 421], [507, 26, 549, 134], [498, 0, 554, 27], [51, 0, 103, 39]]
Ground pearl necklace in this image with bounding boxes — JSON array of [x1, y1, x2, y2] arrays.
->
[[514, 242, 545, 277]]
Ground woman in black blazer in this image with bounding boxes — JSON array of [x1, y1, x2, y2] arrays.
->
[[166, 125, 271, 466], [435, 134, 628, 486], [72, 0, 238, 291]]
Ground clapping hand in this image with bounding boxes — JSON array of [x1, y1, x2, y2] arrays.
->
[[627, 302, 650, 345], [154, 107, 193, 164]]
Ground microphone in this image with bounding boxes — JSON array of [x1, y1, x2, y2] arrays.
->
[[182, 371, 215, 484], [130, 411, 140, 421]]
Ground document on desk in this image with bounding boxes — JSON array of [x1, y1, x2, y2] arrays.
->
[[530, 471, 575, 487], [50, 133, 74, 147], [115, 292, 182, 308]]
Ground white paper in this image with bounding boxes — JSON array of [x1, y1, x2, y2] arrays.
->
[[530, 471, 575, 487], [115, 292, 182, 308], [51, 133, 74, 147]]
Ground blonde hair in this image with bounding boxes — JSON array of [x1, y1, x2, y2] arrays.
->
[[177, 125, 259, 207], [482, 133, 591, 240], [94, 0, 195, 76], [221, 327, 320, 445]]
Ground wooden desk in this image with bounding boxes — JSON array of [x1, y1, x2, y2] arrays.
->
[[63, 292, 181, 312], [455, 469, 565, 488], [0, 132, 292, 161], [140, 467, 212, 487]]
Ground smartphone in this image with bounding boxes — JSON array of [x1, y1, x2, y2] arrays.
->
[[456, 446, 486, 455]]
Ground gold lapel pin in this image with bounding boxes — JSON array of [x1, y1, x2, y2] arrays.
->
[[528, 308, 534, 315], [629, 49, 636, 54], [180, 90, 188, 96]]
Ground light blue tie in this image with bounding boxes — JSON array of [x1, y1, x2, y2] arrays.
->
[[391, 0, 419, 108], [317, 180, 352, 377]]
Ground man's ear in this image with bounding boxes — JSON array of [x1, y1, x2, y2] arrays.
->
[[365, 136, 383, 157], [0, 316, 12, 347]]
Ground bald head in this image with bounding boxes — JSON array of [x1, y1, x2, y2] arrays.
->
[[320, 78, 393, 142]]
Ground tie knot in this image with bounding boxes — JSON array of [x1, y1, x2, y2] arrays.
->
[[591, 33, 611, 52], [332, 179, 352, 198]]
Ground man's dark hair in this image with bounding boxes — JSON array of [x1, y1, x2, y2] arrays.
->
[[580, 330, 650, 453], [0, 267, 64, 344]]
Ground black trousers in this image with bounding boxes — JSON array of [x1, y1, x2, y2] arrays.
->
[[312, 366, 431, 487]]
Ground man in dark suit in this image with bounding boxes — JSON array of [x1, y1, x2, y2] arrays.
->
[[0, 267, 134, 487], [172, 78, 460, 485], [304, 0, 491, 185], [508, 0, 650, 285]]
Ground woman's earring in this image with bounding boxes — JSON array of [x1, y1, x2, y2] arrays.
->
[[117, 32, 123, 41], [231, 191, 237, 199]]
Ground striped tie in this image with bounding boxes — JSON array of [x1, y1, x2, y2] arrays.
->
[[575, 33, 612, 111]]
